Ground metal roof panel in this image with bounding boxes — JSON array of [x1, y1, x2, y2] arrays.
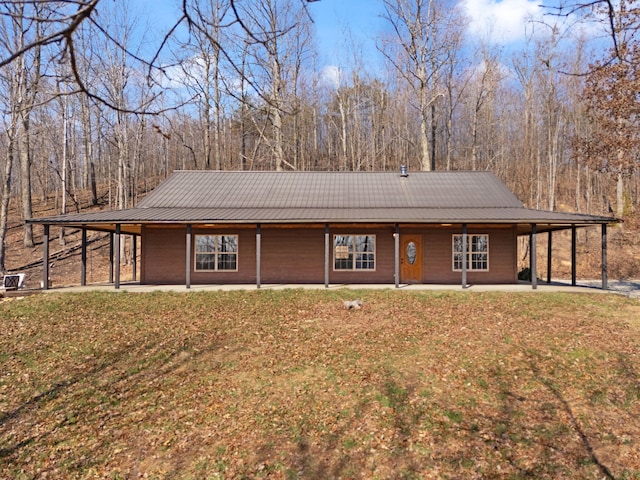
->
[[136, 171, 525, 210], [28, 171, 616, 228]]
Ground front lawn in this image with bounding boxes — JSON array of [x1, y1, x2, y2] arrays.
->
[[1, 290, 639, 479]]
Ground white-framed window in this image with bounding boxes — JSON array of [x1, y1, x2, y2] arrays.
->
[[195, 234, 238, 271], [334, 235, 376, 271], [452, 234, 489, 271]]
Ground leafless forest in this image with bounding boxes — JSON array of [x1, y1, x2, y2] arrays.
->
[[1, 0, 639, 273]]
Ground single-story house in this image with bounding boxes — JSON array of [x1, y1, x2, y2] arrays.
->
[[28, 169, 617, 290]]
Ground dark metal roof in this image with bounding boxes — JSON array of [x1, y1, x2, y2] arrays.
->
[[28, 171, 616, 230], [136, 170, 525, 209]]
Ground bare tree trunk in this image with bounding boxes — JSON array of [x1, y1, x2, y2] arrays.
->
[[0, 141, 15, 273], [13, 6, 42, 248], [59, 93, 68, 245], [338, 94, 348, 170], [470, 105, 479, 171], [117, 118, 129, 209], [19, 113, 34, 247], [80, 95, 98, 205], [270, 50, 285, 171], [616, 170, 625, 217], [420, 94, 431, 171], [213, 67, 222, 171], [272, 99, 285, 171]]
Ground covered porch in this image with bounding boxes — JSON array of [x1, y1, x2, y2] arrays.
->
[[31, 219, 613, 292]]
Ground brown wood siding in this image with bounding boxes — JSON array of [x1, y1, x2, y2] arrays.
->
[[261, 228, 324, 283], [142, 226, 187, 284], [140, 224, 517, 285]]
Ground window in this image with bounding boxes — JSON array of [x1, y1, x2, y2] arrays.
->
[[334, 235, 375, 271], [195, 235, 238, 271], [453, 234, 488, 271]]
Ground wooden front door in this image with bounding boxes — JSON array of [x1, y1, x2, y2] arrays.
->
[[400, 235, 423, 284]]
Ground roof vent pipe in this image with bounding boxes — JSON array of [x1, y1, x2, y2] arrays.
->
[[400, 165, 408, 177]]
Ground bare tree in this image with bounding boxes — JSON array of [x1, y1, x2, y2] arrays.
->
[[0, 2, 46, 270], [88, 3, 158, 209], [0, 0, 320, 113], [467, 47, 503, 172], [234, 0, 313, 171], [178, 0, 231, 171], [379, 0, 463, 171]]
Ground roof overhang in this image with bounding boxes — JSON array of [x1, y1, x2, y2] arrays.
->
[[27, 206, 618, 236]]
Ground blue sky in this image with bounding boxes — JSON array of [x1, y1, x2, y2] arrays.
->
[[308, 0, 551, 58], [307, 0, 387, 66], [306, 0, 610, 81], [135, 0, 608, 86], [139, 0, 569, 55]]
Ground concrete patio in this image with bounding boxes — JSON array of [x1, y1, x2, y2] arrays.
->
[[32, 280, 627, 295]]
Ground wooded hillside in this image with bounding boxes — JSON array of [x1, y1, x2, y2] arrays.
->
[[1, 0, 639, 277]]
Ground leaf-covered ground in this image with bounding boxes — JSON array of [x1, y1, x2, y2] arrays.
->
[[1, 289, 639, 479]]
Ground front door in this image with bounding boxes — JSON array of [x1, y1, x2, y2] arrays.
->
[[400, 235, 423, 284]]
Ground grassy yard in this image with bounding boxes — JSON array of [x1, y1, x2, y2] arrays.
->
[[1, 289, 639, 479]]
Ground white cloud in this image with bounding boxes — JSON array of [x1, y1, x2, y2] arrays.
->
[[320, 65, 342, 89], [460, 0, 545, 44], [465, 58, 512, 84], [157, 56, 246, 95]]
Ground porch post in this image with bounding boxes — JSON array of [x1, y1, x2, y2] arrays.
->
[[185, 224, 191, 289], [571, 225, 577, 286], [81, 228, 87, 286], [394, 224, 400, 288], [132, 235, 137, 281], [546, 230, 552, 284], [530, 224, 537, 290], [462, 224, 468, 288], [325, 224, 330, 288], [256, 224, 261, 289], [42, 224, 50, 290], [114, 224, 121, 289], [602, 223, 608, 290], [109, 232, 114, 284]]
